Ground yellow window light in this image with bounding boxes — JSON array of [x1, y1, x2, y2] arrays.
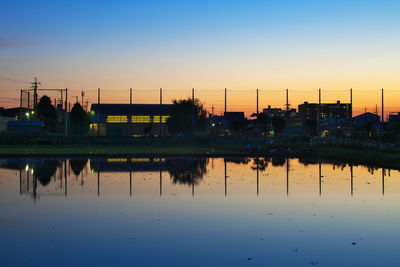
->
[[153, 115, 170, 123], [131, 116, 151, 123], [106, 116, 128, 123]]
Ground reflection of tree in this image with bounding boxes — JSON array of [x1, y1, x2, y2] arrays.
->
[[271, 157, 285, 166], [70, 159, 88, 176], [167, 158, 208, 186], [32, 160, 59, 186], [224, 158, 250, 165], [251, 158, 269, 171]]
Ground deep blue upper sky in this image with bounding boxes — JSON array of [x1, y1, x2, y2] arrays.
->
[[1, 0, 400, 113]]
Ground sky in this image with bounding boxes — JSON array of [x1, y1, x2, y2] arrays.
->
[[1, 0, 400, 116]]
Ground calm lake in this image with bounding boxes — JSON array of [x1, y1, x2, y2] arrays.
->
[[0, 157, 399, 266]]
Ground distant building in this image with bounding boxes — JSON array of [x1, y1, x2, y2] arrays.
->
[[263, 106, 285, 118], [7, 120, 45, 134], [90, 104, 172, 136], [298, 101, 352, 121], [224, 112, 245, 123], [352, 112, 380, 128], [389, 112, 400, 124]]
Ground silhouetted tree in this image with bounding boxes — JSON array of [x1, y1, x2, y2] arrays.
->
[[167, 98, 207, 135], [167, 158, 208, 186], [70, 102, 90, 134], [37, 95, 57, 131], [271, 157, 286, 166]]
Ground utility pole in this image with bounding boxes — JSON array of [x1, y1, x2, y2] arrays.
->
[[81, 90, 85, 107], [31, 77, 40, 112], [211, 106, 214, 117], [130, 88, 132, 104]]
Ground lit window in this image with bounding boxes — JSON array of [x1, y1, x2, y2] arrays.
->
[[153, 115, 170, 123], [107, 116, 128, 123], [107, 158, 127, 162], [131, 116, 151, 123]]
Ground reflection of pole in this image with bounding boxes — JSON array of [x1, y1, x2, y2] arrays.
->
[[160, 169, 162, 196], [64, 160, 67, 197], [97, 166, 100, 197], [129, 169, 132, 196], [382, 168, 385, 196], [256, 159, 259, 196], [319, 162, 322, 196], [286, 158, 289, 196], [350, 165, 354, 196], [192, 179, 194, 197], [224, 160, 227, 197], [19, 169, 22, 195]]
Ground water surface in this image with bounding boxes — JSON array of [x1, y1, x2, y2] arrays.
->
[[0, 157, 399, 266]]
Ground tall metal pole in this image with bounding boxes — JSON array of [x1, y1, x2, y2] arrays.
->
[[129, 88, 133, 137], [381, 88, 384, 123], [256, 89, 259, 115], [256, 89, 259, 129], [224, 88, 227, 114], [192, 88, 195, 134], [97, 88, 100, 136], [286, 88, 289, 111], [19, 90, 23, 119], [65, 88, 68, 135], [318, 88, 321, 123], [159, 88, 162, 137], [350, 88, 353, 118]]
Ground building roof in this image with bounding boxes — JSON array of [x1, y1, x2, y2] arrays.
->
[[91, 104, 173, 116], [7, 120, 45, 127]]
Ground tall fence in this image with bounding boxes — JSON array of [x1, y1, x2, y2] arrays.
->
[[4, 87, 399, 121]]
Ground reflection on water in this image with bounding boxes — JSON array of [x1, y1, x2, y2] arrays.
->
[[1, 157, 396, 200], [0, 157, 399, 266]]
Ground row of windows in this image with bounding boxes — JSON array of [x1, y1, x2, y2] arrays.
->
[[106, 115, 170, 123]]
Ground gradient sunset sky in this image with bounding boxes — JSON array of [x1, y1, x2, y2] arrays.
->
[[1, 0, 400, 116]]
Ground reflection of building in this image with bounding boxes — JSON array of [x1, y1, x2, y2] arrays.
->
[[90, 158, 168, 172], [298, 101, 352, 121], [90, 104, 172, 136]]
